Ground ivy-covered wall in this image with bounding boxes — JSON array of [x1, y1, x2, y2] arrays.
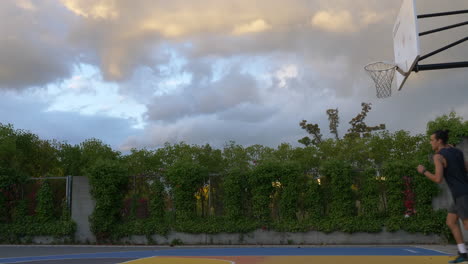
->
[[85, 156, 450, 243], [0, 176, 75, 243]]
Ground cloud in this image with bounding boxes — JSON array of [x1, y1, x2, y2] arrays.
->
[[145, 65, 261, 122], [218, 103, 278, 123], [47, 0, 400, 84], [360, 10, 384, 25], [122, 112, 303, 150], [232, 19, 272, 35], [0, 1, 76, 90], [16, 0, 36, 11], [311, 10, 357, 33], [311, 9, 388, 33], [60, 0, 119, 20]]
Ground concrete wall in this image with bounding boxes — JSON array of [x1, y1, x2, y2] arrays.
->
[[459, 137, 468, 160], [71, 176, 96, 243]]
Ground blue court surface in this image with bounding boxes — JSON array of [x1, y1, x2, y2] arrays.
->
[[0, 246, 452, 264]]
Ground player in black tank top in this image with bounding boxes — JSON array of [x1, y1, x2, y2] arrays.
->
[[417, 130, 468, 263], [439, 147, 468, 200]]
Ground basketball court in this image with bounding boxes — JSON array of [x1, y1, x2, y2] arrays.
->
[[0, 246, 455, 264]]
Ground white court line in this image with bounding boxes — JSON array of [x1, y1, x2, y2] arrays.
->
[[404, 249, 419, 254], [119, 256, 156, 264], [412, 246, 451, 255]]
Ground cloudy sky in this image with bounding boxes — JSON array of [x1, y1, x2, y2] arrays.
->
[[0, 0, 467, 151]]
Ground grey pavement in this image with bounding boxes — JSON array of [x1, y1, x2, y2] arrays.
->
[[0, 245, 168, 258]]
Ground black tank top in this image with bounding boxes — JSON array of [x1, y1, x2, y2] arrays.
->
[[439, 147, 468, 199]]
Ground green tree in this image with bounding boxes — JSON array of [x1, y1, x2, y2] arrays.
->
[[298, 121, 323, 146], [80, 138, 120, 173], [194, 144, 224, 173], [274, 143, 295, 161], [123, 148, 162, 176], [326, 108, 340, 140], [0, 124, 17, 170], [58, 143, 83, 176], [346, 103, 385, 138], [426, 111, 468, 145], [157, 142, 195, 168], [222, 141, 249, 170], [245, 144, 274, 164]]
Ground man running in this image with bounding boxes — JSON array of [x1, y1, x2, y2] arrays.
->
[[417, 130, 468, 263]]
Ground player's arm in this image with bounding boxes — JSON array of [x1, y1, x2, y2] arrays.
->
[[417, 154, 444, 183]]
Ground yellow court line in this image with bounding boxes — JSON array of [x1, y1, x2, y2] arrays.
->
[[260, 256, 452, 264], [124, 257, 234, 264], [123, 256, 452, 264]]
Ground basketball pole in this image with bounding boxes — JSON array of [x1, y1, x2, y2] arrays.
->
[[415, 61, 468, 72]]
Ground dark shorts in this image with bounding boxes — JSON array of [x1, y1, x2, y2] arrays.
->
[[448, 195, 468, 219]]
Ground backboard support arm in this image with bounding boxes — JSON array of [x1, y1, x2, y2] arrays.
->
[[417, 9, 468, 19], [414, 61, 468, 72], [414, 9, 468, 72], [418, 36, 468, 61], [419, 21, 468, 37]]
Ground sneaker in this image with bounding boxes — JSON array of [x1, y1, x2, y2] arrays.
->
[[449, 253, 468, 263]]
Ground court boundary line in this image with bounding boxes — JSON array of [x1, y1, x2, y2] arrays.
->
[[119, 256, 236, 264], [410, 246, 451, 255], [119, 256, 157, 264]]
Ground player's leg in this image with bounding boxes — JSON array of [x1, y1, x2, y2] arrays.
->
[[457, 196, 468, 231], [448, 212, 464, 244], [448, 201, 468, 263]]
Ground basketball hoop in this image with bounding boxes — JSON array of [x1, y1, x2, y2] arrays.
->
[[364, 62, 397, 99]]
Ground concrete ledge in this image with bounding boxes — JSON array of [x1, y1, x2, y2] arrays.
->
[[5, 229, 444, 245], [118, 229, 445, 245], [11, 236, 72, 245]]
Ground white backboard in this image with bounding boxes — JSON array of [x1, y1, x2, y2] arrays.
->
[[393, 0, 420, 90]]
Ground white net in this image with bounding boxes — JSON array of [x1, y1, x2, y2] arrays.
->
[[364, 62, 396, 99]]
